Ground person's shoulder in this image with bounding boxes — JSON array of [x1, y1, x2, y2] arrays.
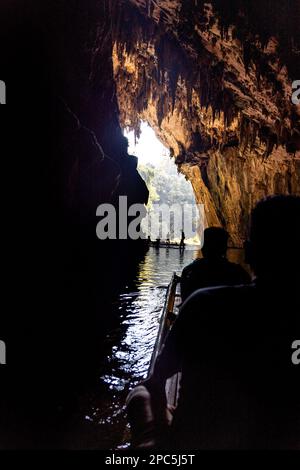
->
[[182, 258, 203, 273], [225, 259, 251, 278], [224, 259, 243, 269], [190, 283, 253, 299], [177, 284, 255, 332], [181, 283, 255, 313], [190, 258, 205, 268]]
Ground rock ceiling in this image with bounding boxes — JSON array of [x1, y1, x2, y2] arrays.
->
[[109, 0, 300, 244]]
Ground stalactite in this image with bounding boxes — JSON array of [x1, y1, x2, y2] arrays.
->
[[110, 0, 299, 158]]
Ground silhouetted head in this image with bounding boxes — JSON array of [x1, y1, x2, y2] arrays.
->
[[202, 227, 229, 259], [246, 195, 300, 284]]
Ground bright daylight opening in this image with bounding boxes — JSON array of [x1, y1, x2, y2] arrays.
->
[[124, 122, 200, 245], [125, 121, 167, 166]]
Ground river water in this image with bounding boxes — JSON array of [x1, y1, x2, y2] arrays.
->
[[71, 246, 246, 449]]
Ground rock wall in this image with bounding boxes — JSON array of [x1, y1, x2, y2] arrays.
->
[[111, 0, 300, 245], [0, 1, 149, 436]]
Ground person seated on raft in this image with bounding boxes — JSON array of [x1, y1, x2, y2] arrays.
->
[[127, 195, 300, 450], [181, 227, 251, 301]]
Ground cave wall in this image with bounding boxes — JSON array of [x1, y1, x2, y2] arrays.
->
[[0, 0, 149, 434], [111, 0, 300, 245], [46, 1, 149, 228], [1, 0, 149, 265]]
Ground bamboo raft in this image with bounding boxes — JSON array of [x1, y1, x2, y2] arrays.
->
[[124, 274, 182, 450], [149, 241, 185, 249], [149, 272, 182, 408]]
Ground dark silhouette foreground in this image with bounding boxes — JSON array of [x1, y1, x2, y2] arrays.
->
[[181, 227, 251, 301], [127, 195, 300, 449]]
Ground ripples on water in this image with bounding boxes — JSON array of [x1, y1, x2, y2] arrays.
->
[[77, 246, 245, 449]]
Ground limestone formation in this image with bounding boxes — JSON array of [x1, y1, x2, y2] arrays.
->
[[111, 0, 300, 244]]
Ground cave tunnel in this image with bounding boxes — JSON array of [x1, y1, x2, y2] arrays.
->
[[0, 0, 300, 451]]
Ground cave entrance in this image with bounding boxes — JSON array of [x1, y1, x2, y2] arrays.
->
[[124, 121, 200, 245]]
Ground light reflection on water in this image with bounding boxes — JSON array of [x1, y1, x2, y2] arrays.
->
[[80, 246, 245, 449], [102, 248, 198, 388]]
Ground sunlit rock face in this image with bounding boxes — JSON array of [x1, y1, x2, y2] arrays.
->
[[111, 0, 300, 245]]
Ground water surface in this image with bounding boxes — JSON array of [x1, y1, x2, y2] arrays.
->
[[73, 246, 245, 449]]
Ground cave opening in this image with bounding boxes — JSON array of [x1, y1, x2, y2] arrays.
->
[[1, 0, 299, 452], [124, 121, 200, 245]]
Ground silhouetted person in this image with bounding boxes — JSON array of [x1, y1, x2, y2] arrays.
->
[[179, 230, 185, 250], [181, 227, 251, 301], [127, 195, 300, 449]]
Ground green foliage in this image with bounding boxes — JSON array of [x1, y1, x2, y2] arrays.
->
[[138, 156, 200, 244], [137, 163, 159, 207], [138, 157, 195, 207]]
